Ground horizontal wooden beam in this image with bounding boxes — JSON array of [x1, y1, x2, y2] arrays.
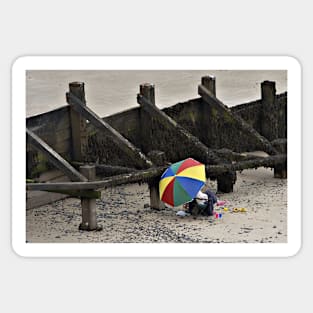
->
[[46, 189, 101, 199], [213, 148, 267, 162], [66, 92, 152, 169], [26, 128, 88, 182], [27, 166, 165, 191], [205, 154, 286, 176], [27, 154, 286, 192], [72, 162, 138, 176], [198, 84, 279, 155]]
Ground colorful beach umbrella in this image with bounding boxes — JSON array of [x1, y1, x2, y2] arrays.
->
[[159, 158, 206, 207]]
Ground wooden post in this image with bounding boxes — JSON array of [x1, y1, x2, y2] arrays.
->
[[272, 139, 287, 178], [217, 171, 237, 193], [140, 83, 155, 105], [201, 76, 236, 193], [261, 80, 278, 141], [148, 178, 165, 210], [69, 82, 88, 162], [79, 165, 102, 231], [138, 83, 155, 154], [201, 75, 216, 96]]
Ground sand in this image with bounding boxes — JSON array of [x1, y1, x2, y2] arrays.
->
[[26, 167, 287, 243]]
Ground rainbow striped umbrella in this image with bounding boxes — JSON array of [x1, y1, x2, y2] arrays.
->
[[159, 158, 206, 207]]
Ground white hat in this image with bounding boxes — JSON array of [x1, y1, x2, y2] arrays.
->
[[196, 190, 208, 205]]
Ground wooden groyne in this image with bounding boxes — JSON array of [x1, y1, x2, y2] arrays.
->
[[26, 76, 287, 230]]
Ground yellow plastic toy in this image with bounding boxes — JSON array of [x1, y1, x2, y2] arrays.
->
[[223, 207, 229, 212], [232, 207, 247, 213]]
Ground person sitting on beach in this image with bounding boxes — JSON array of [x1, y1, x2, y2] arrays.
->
[[188, 188, 225, 217]]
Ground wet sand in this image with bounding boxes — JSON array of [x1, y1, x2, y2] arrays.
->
[[26, 167, 287, 243]]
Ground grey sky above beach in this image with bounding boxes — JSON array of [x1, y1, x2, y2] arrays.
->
[[26, 70, 287, 117]]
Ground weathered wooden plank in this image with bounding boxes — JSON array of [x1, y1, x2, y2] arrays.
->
[[68, 82, 88, 162], [213, 148, 266, 162], [37, 169, 66, 182], [72, 162, 138, 176], [46, 189, 101, 199], [26, 128, 88, 182], [27, 138, 72, 170], [104, 107, 141, 146], [27, 108, 72, 157], [52, 140, 72, 156], [66, 91, 153, 169], [26, 105, 71, 130], [33, 129, 72, 145], [198, 84, 279, 155], [28, 136, 71, 154], [28, 124, 72, 139], [29, 115, 71, 130], [26, 154, 286, 191], [27, 106, 73, 178], [205, 154, 287, 176], [137, 93, 220, 164], [27, 167, 165, 191]]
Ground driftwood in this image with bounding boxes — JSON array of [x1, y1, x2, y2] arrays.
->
[[26, 154, 286, 192]]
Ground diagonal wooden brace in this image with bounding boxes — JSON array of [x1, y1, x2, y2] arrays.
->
[[26, 128, 87, 182], [66, 92, 153, 169]]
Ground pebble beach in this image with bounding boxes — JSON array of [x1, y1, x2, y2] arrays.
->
[[26, 167, 287, 243]]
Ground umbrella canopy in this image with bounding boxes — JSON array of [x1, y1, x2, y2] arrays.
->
[[159, 158, 206, 207]]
